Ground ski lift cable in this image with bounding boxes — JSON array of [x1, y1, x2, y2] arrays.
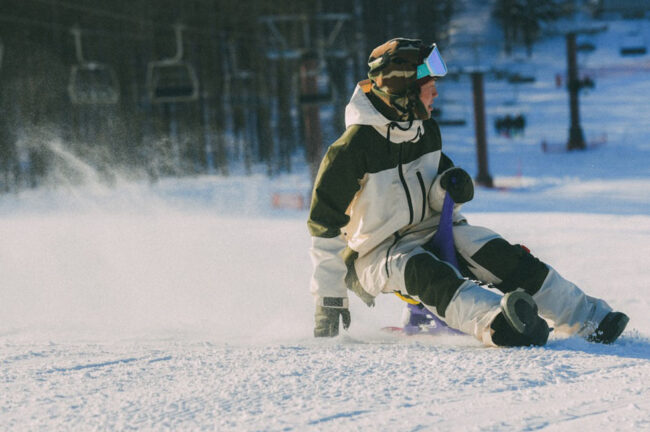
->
[[27, 0, 150, 27], [0, 12, 152, 42], [1, 6, 358, 61], [0, 12, 262, 48], [0, 13, 70, 33], [23, 0, 258, 40]]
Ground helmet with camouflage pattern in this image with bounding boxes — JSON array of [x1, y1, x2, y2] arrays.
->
[[367, 38, 436, 121]]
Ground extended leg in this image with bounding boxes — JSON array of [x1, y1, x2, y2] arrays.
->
[[453, 224, 624, 340]]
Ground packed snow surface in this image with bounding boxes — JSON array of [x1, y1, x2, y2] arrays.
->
[[2, 206, 649, 430], [2, 18, 650, 432]]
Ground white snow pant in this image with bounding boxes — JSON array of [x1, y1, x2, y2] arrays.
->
[[354, 223, 612, 344]]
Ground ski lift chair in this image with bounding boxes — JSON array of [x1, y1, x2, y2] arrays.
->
[[577, 40, 596, 53], [506, 58, 536, 84], [147, 61, 199, 102], [507, 70, 536, 84], [67, 27, 120, 105], [68, 62, 120, 104], [146, 25, 199, 103], [620, 32, 647, 56]]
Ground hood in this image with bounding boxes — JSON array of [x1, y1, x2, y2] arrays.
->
[[344, 84, 424, 144]]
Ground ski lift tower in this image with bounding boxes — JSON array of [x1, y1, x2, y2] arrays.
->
[[258, 12, 351, 182], [468, 68, 493, 188], [448, 35, 494, 188], [67, 26, 120, 105], [562, 24, 607, 151], [146, 24, 199, 104], [565, 31, 585, 150]]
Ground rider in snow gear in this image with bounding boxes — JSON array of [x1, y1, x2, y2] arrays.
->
[[308, 37, 628, 345]]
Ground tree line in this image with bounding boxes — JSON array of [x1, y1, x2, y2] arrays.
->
[[0, 0, 569, 192]]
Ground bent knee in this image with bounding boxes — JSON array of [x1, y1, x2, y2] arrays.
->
[[404, 253, 465, 317], [472, 239, 549, 295]]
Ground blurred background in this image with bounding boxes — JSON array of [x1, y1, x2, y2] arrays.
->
[[0, 0, 648, 194]]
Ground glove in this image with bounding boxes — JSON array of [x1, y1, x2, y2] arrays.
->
[[314, 298, 351, 337], [440, 167, 474, 204]]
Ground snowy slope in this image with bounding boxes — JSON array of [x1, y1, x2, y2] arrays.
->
[[1, 211, 649, 431], [2, 17, 650, 432]]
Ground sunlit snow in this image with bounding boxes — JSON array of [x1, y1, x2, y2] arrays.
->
[[2, 16, 650, 432]]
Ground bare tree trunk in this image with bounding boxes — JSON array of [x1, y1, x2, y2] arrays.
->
[[276, 58, 295, 173]]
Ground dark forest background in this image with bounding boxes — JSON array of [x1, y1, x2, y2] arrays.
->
[[0, 0, 580, 191]]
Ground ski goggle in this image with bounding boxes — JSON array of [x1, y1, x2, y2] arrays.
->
[[416, 44, 448, 79]]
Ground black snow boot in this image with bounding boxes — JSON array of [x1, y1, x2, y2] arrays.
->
[[587, 311, 629, 344], [490, 290, 550, 347]]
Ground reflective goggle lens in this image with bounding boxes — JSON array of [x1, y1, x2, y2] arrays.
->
[[416, 44, 448, 79]]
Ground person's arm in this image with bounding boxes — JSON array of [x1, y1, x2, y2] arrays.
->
[[430, 152, 474, 211], [307, 137, 364, 336]]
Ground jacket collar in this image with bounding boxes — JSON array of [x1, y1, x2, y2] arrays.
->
[[345, 83, 423, 144]]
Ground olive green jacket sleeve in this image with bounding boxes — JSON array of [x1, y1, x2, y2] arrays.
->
[[307, 130, 365, 300]]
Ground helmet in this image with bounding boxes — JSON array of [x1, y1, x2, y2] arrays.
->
[[367, 38, 435, 121]]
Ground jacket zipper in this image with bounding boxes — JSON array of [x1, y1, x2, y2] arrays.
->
[[416, 171, 426, 223], [385, 232, 401, 277], [398, 145, 414, 226]]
